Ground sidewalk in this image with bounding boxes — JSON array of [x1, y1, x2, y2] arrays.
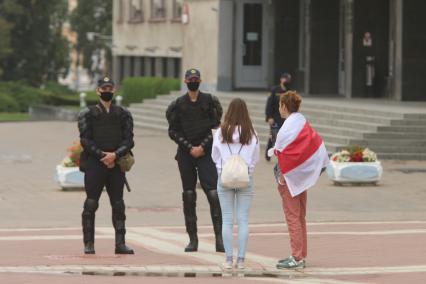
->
[[1, 121, 426, 283], [1, 222, 426, 283]]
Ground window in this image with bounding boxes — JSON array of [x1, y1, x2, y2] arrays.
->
[[173, 58, 181, 78], [140, 57, 146, 76], [130, 56, 135, 77], [117, 0, 124, 23], [151, 0, 166, 19], [119, 56, 126, 83], [162, 57, 168, 77], [150, 57, 156, 76], [172, 0, 183, 20], [129, 0, 144, 23]]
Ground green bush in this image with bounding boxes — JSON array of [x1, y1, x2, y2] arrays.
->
[[0, 81, 44, 112], [40, 91, 99, 106], [43, 81, 77, 96], [0, 77, 180, 112], [121, 77, 180, 105], [0, 92, 20, 112]]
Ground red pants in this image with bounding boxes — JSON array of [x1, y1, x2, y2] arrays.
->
[[277, 183, 307, 261]]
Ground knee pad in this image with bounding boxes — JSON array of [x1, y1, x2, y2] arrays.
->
[[112, 199, 125, 217], [206, 190, 219, 203], [182, 191, 197, 203], [83, 198, 99, 213]]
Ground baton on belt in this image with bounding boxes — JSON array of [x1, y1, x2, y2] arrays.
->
[[124, 177, 131, 192]]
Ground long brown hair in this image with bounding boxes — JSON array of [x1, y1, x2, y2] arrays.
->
[[220, 98, 257, 145]]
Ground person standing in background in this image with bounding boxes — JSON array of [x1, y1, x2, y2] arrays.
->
[[264, 73, 292, 161]]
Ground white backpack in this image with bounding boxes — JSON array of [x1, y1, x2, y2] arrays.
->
[[220, 144, 249, 189]]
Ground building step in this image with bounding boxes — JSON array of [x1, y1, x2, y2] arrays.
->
[[364, 132, 426, 140], [350, 138, 426, 147], [129, 92, 426, 160], [375, 153, 426, 160]]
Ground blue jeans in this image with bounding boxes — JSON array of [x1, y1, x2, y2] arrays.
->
[[217, 177, 254, 259]]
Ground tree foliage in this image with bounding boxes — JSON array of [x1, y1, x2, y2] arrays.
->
[[0, 0, 70, 86], [70, 0, 112, 78], [0, 17, 12, 77]]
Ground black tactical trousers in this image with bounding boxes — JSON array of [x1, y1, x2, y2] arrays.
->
[[82, 156, 126, 245], [176, 148, 218, 193], [84, 157, 125, 203], [175, 148, 222, 240]]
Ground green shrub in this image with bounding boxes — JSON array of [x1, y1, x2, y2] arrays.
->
[[43, 81, 77, 96], [121, 77, 180, 105], [0, 92, 20, 112], [0, 112, 30, 121], [40, 91, 99, 106], [0, 82, 44, 112]]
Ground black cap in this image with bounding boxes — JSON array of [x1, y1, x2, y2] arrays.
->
[[97, 76, 115, 88], [185, 68, 201, 80]]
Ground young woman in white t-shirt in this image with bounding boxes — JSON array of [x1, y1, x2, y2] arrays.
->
[[212, 98, 260, 270]]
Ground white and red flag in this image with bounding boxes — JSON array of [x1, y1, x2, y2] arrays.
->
[[269, 112, 329, 197]]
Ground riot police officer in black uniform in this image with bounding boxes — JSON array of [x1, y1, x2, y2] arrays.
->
[[166, 69, 225, 253], [78, 76, 134, 255], [265, 73, 292, 161]]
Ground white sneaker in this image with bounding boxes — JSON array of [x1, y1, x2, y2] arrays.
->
[[221, 261, 233, 270], [235, 261, 245, 270]]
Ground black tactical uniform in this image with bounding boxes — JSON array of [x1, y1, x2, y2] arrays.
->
[[166, 69, 224, 253], [78, 77, 134, 255], [265, 74, 292, 161]]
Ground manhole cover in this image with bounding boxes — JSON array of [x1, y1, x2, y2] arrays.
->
[[393, 168, 426, 174]]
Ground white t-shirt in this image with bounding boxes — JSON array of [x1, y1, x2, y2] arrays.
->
[[211, 127, 260, 175]]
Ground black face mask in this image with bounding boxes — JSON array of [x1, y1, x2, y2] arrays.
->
[[187, 82, 200, 92], [100, 92, 114, 102]]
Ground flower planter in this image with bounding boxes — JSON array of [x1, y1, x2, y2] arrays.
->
[[326, 160, 383, 185], [54, 165, 84, 190]]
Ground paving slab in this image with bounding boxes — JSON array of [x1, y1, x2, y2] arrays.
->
[[0, 121, 425, 283]]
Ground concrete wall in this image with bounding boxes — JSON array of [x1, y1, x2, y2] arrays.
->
[[112, 0, 183, 58], [216, 0, 234, 91], [182, 0, 220, 92]]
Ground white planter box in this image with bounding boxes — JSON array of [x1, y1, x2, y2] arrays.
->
[[326, 161, 383, 185], [54, 165, 84, 190]]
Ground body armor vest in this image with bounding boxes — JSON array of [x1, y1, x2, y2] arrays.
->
[[177, 93, 212, 145], [92, 107, 123, 152]]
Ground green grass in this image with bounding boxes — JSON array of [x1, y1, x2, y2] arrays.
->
[[0, 112, 30, 122]]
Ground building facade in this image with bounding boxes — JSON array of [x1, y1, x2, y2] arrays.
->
[[113, 0, 426, 101], [112, 0, 184, 82]]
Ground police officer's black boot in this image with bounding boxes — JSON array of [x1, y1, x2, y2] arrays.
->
[[82, 198, 98, 254], [182, 191, 198, 252], [112, 200, 134, 254], [206, 190, 225, 253]]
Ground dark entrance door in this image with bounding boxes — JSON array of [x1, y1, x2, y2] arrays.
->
[[235, 0, 269, 88], [310, 0, 340, 95], [352, 0, 389, 97]]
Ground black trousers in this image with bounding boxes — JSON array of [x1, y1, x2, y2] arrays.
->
[[175, 148, 218, 193], [84, 156, 125, 203]]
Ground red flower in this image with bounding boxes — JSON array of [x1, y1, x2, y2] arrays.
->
[[350, 151, 363, 162]]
